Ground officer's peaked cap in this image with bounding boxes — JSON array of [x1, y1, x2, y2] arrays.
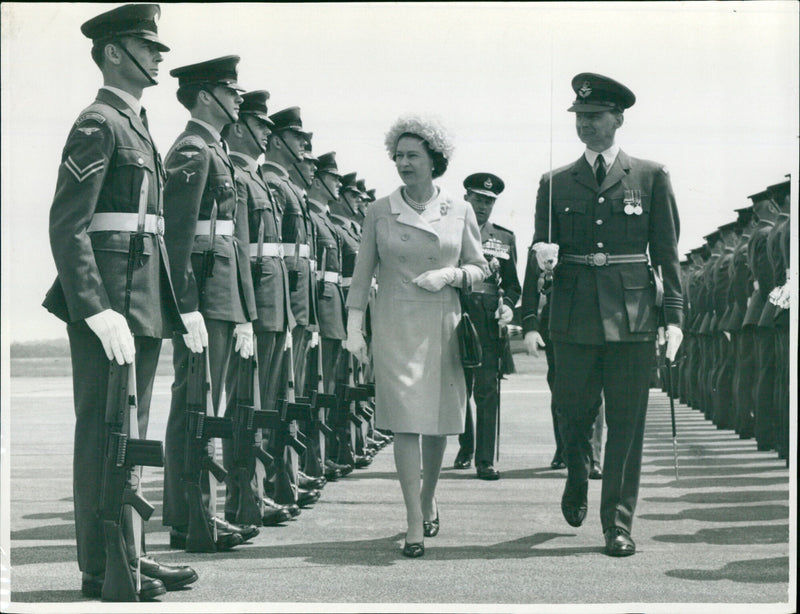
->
[[82, 4, 169, 51], [568, 73, 635, 113], [315, 152, 342, 178], [341, 172, 360, 193], [268, 107, 311, 137], [239, 90, 274, 127], [170, 55, 244, 91], [464, 172, 504, 198]]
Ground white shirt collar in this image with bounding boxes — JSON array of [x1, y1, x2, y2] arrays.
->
[[584, 143, 620, 169], [189, 118, 222, 144], [101, 86, 141, 116]]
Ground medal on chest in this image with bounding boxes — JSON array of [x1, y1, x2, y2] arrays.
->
[[623, 189, 643, 216]]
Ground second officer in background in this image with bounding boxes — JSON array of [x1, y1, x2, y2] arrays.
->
[[452, 173, 520, 479]]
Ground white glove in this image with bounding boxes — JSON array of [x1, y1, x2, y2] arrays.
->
[[344, 309, 368, 363], [769, 283, 790, 309], [524, 331, 545, 357], [309, 330, 320, 349], [85, 309, 135, 365], [180, 311, 208, 354], [657, 324, 683, 363], [233, 322, 254, 359], [533, 242, 559, 272], [412, 267, 459, 292], [495, 303, 513, 326]]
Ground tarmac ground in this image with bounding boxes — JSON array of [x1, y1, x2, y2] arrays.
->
[[4, 352, 795, 613]]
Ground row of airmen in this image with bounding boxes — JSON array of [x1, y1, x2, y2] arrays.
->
[[670, 178, 791, 465], [42, 4, 390, 602]]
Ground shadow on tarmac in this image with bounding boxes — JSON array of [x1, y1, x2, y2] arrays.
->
[[644, 490, 788, 504], [665, 556, 789, 584], [639, 476, 789, 489], [653, 524, 789, 545], [638, 503, 789, 523]]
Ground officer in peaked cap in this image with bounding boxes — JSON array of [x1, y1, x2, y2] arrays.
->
[[366, 189, 377, 203], [453, 173, 521, 480], [42, 3, 199, 601], [161, 53, 260, 552], [530, 72, 681, 557]]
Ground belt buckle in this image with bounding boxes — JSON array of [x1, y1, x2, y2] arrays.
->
[[591, 252, 608, 266]]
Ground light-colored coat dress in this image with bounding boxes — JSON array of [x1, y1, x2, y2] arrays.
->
[[346, 187, 488, 435]]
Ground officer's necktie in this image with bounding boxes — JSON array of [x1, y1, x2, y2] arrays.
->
[[595, 155, 606, 185], [139, 108, 149, 131]]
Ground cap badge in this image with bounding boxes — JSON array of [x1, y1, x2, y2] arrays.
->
[[578, 82, 593, 98], [484, 178, 493, 189]]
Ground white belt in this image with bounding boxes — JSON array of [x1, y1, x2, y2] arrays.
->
[[317, 271, 341, 284], [88, 213, 164, 235], [282, 243, 311, 258], [195, 220, 234, 236], [249, 243, 284, 258], [341, 277, 353, 288]]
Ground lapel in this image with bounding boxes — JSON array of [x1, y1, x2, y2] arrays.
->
[[388, 188, 439, 237], [187, 121, 235, 179], [96, 88, 152, 146], [570, 155, 597, 192], [599, 150, 631, 193]]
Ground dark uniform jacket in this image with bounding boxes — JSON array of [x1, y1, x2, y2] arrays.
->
[[465, 221, 521, 342], [43, 88, 183, 338], [230, 152, 293, 333], [262, 160, 316, 327], [162, 120, 255, 323], [532, 150, 682, 345], [743, 219, 775, 328], [308, 199, 347, 340]]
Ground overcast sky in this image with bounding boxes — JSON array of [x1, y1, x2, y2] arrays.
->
[[2, 2, 798, 342]]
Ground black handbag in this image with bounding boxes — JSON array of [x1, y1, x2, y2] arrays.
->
[[456, 271, 482, 369]]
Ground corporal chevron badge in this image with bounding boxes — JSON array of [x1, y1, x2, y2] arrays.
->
[[65, 155, 104, 182]]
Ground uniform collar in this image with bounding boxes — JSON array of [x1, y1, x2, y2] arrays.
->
[[189, 118, 222, 144], [262, 160, 290, 181], [584, 143, 620, 169], [229, 151, 259, 173], [100, 86, 141, 116], [307, 196, 329, 214]]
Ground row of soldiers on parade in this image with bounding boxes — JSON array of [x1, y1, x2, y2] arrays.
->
[[669, 178, 791, 466], [43, 4, 390, 601]]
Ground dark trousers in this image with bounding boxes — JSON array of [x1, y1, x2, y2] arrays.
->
[[774, 324, 789, 460], [291, 325, 311, 399], [67, 324, 161, 574], [553, 341, 654, 534], [754, 327, 777, 450], [222, 329, 287, 516], [711, 333, 734, 429], [162, 319, 234, 528], [733, 329, 757, 437], [459, 342, 501, 466]]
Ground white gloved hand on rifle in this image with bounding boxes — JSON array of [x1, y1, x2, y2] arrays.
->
[[180, 311, 208, 354], [233, 321, 254, 359], [85, 309, 135, 365]]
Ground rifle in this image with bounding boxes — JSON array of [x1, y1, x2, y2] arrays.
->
[[352, 357, 375, 456], [333, 356, 368, 466], [183, 351, 234, 552], [99, 361, 164, 601], [304, 340, 336, 477], [269, 340, 310, 505]]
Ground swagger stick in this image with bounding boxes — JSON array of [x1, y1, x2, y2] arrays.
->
[[658, 265, 679, 480]]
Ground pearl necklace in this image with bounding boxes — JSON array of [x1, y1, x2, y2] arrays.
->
[[403, 186, 437, 211]]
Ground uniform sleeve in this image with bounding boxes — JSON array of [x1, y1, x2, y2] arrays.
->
[[520, 245, 542, 334], [48, 115, 115, 321], [499, 233, 521, 308], [532, 174, 556, 245], [459, 204, 489, 283], [345, 203, 378, 312], [648, 166, 682, 327], [163, 137, 210, 313], [235, 176, 256, 320]]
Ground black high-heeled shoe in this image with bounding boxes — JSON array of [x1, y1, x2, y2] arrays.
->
[[423, 501, 439, 538], [402, 541, 425, 558]]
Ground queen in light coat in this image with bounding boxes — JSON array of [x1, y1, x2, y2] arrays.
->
[[345, 115, 487, 557]]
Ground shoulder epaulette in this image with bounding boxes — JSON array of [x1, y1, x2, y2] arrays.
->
[[490, 222, 515, 238]]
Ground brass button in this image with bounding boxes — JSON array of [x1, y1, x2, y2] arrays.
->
[[598, 197, 605, 204], [137, 157, 144, 166], [564, 206, 570, 212], [597, 242, 604, 248], [596, 219, 603, 225]]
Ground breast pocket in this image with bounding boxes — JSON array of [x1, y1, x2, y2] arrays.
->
[[620, 267, 657, 333], [554, 201, 587, 244], [610, 192, 651, 240], [549, 264, 578, 334], [112, 147, 156, 209], [208, 173, 237, 217]]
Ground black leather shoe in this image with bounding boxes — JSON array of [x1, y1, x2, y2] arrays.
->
[[169, 527, 244, 551], [82, 573, 167, 601], [604, 527, 636, 557], [453, 448, 472, 469], [550, 454, 566, 470], [589, 462, 602, 480], [423, 502, 440, 537], [476, 462, 500, 480], [297, 488, 321, 507], [214, 517, 259, 542], [323, 466, 341, 481], [138, 556, 198, 591], [353, 454, 372, 468], [260, 496, 294, 524], [560, 480, 588, 527], [299, 471, 327, 490], [402, 541, 425, 558], [326, 459, 353, 477]]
